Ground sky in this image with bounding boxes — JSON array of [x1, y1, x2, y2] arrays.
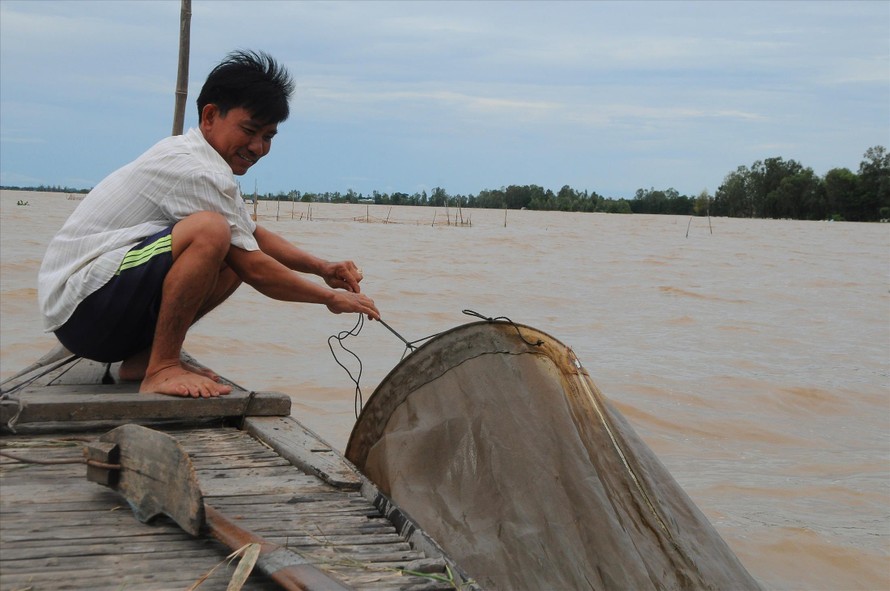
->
[[0, 1, 888, 200]]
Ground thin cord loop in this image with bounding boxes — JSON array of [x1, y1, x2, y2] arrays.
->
[[461, 309, 545, 347], [328, 315, 366, 418], [328, 310, 543, 418]]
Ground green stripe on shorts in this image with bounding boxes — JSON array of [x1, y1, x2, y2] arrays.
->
[[117, 234, 173, 274]]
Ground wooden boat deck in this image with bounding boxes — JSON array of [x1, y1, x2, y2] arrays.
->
[[1, 354, 474, 590]]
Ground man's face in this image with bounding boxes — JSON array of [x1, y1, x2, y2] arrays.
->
[[200, 105, 279, 175]]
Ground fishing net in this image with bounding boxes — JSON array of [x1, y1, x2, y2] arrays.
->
[[346, 320, 761, 591]]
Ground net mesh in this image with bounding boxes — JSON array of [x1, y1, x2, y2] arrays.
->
[[347, 321, 761, 591]]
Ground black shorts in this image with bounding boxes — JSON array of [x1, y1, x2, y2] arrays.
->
[[55, 228, 174, 362]]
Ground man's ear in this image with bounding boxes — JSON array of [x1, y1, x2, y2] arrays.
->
[[200, 104, 219, 128]]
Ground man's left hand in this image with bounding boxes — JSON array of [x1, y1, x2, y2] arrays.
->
[[323, 260, 364, 293]]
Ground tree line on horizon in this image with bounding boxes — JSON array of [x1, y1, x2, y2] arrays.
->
[[263, 145, 889, 222], [5, 145, 887, 222]]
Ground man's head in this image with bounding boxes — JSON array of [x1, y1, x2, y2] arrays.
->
[[197, 50, 294, 126], [197, 50, 295, 175]]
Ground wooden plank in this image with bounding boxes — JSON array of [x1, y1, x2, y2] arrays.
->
[[1, 543, 228, 562], [3, 532, 413, 556], [0, 478, 281, 590], [1, 387, 290, 426], [0, 425, 472, 591], [244, 416, 363, 490], [0, 557, 283, 591], [49, 358, 116, 385]]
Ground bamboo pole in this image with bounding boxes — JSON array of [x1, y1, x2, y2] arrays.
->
[[171, 0, 191, 135]]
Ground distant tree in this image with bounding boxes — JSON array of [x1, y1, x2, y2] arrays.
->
[[475, 188, 505, 209], [750, 157, 804, 218], [553, 185, 574, 211], [764, 167, 821, 219], [529, 187, 555, 210], [823, 168, 858, 220], [714, 166, 752, 217], [602, 198, 632, 214], [430, 187, 448, 206], [629, 187, 690, 215], [693, 189, 711, 216], [715, 157, 820, 219], [856, 145, 890, 221]]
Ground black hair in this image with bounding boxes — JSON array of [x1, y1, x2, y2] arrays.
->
[[196, 50, 295, 125]]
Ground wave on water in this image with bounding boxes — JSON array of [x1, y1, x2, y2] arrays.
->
[[658, 285, 749, 303]]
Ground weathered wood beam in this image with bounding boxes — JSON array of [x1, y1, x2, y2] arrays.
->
[[244, 416, 363, 491], [1, 387, 290, 427]]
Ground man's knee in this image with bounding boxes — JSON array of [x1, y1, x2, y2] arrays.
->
[[172, 212, 231, 259]]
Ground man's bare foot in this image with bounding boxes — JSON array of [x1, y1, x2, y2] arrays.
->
[[120, 351, 220, 383], [183, 360, 220, 382], [139, 364, 232, 398]]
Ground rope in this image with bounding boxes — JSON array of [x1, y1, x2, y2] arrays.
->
[[461, 309, 545, 347], [328, 315, 367, 419], [329, 314, 443, 418], [1, 353, 80, 433], [377, 319, 418, 352], [0, 354, 80, 396], [329, 310, 543, 418], [238, 390, 258, 429]]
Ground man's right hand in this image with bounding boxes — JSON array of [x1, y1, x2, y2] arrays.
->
[[327, 290, 380, 320]]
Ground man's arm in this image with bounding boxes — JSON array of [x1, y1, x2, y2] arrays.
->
[[253, 225, 363, 293], [225, 244, 379, 319]]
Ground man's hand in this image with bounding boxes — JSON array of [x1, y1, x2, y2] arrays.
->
[[322, 260, 364, 293], [327, 290, 380, 320]]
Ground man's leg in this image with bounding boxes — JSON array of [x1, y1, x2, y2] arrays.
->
[[139, 212, 237, 397], [118, 264, 242, 382]]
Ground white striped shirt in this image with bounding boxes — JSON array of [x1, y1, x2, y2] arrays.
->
[[38, 128, 259, 331]]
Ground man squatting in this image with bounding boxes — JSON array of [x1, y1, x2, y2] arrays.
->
[[38, 50, 381, 398]]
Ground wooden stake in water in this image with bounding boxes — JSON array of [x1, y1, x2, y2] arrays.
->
[[171, 0, 191, 136], [253, 181, 258, 221]]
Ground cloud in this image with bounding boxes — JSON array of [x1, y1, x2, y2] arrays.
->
[[0, 0, 886, 197]]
